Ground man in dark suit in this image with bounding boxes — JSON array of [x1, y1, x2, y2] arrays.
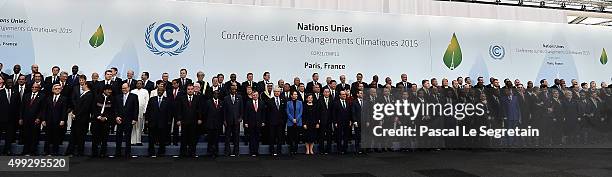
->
[[44, 66, 60, 92], [257, 72, 272, 93], [167, 79, 183, 145], [176, 84, 202, 157], [333, 90, 351, 154], [110, 67, 122, 83], [114, 83, 139, 158], [336, 75, 350, 93], [223, 83, 243, 156], [306, 73, 323, 94], [242, 73, 257, 95], [145, 88, 172, 157], [204, 91, 224, 158], [10, 64, 23, 89], [290, 77, 301, 92], [351, 73, 367, 96], [0, 63, 10, 80], [266, 87, 285, 156], [25, 64, 41, 85], [65, 77, 94, 156], [317, 88, 334, 155], [396, 73, 412, 92], [90, 85, 114, 158], [42, 84, 68, 156], [140, 72, 155, 93], [0, 78, 19, 155], [19, 82, 45, 156], [245, 91, 265, 156], [351, 90, 364, 154], [67, 65, 80, 86], [123, 70, 137, 91], [102, 70, 121, 95], [224, 73, 241, 92], [177, 69, 192, 92], [28, 72, 46, 95]]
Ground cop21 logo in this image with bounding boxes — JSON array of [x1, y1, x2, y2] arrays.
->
[[145, 22, 190, 56], [489, 45, 505, 60]]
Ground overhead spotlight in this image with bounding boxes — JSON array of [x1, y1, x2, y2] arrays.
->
[[539, 1, 545, 7]]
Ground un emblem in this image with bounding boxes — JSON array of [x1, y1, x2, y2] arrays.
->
[[145, 22, 190, 56], [489, 45, 505, 60]]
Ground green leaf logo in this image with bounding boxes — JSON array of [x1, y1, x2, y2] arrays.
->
[[89, 25, 104, 48], [601, 48, 608, 65], [443, 33, 462, 70]]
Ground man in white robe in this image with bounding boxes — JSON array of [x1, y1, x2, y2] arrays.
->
[[130, 80, 149, 145]]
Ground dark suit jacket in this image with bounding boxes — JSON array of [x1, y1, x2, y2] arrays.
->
[[0, 72, 9, 80], [145, 96, 172, 129], [333, 99, 351, 126], [245, 99, 266, 128], [336, 83, 350, 93], [91, 94, 114, 123], [176, 94, 202, 126], [73, 90, 94, 123], [351, 98, 363, 124], [176, 78, 193, 92], [266, 96, 286, 126], [67, 74, 80, 86], [20, 92, 45, 123], [242, 80, 257, 94], [196, 80, 212, 100], [306, 81, 323, 94], [42, 95, 68, 126], [203, 99, 224, 130], [317, 96, 333, 127], [143, 80, 155, 93], [123, 78, 137, 91], [223, 94, 243, 126], [25, 73, 42, 85], [257, 80, 272, 93], [0, 88, 20, 123], [114, 93, 139, 123]]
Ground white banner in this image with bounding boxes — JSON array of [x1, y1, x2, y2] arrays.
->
[[0, 0, 610, 84]]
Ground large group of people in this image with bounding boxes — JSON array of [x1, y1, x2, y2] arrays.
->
[[0, 62, 610, 158]]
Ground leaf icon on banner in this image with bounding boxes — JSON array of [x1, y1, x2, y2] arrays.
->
[[89, 25, 104, 48], [601, 48, 608, 65], [443, 33, 462, 70]]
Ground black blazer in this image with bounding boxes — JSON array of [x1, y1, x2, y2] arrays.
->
[[333, 99, 351, 126], [114, 93, 139, 123], [176, 78, 193, 92], [176, 94, 202, 126], [143, 80, 155, 93], [145, 96, 172, 129], [336, 83, 351, 93], [266, 96, 286, 126], [351, 98, 363, 124], [306, 81, 323, 94], [245, 99, 266, 128], [20, 92, 45, 123], [317, 96, 333, 127], [0, 88, 20, 123], [123, 78, 137, 91], [223, 94, 243, 126], [73, 90, 94, 123], [42, 95, 68, 126], [92, 94, 114, 123], [203, 99, 224, 130]]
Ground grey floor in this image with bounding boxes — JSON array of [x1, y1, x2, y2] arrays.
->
[[1, 148, 611, 177]]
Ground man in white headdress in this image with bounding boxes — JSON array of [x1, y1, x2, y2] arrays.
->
[[130, 80, 149, 145]]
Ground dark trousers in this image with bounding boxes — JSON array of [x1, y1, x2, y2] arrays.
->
[[224, 123, 240, 155], [207, 129, 220, 155], [318, 124, 332, 154], [354, 126, 361, 152], [0, 123, 15, 154], [148, 126, 168, 156], [287, 125, 300, 153], [248, 126, 260, 155], [335, 124, 350, 153], [179, 124, 197, 156], [171, 117, 180, 145], [44, 125, 65, 155], [268, 124, 284, 154], [66, 119, 88, 155], [21, 123, 40, 155], [91, 121, 109, 156], [115, 123, 133, 157]]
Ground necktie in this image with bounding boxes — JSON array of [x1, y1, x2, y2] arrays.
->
[[325, 98, 328, 108], [254, 100, 258, 112], [123, 94, 127, 106], [53, 95, 58, 106], [188, 96, 192, 107], [6, 89, 11, 104], [19, 86, 24, 98], [275, 97, 279, 109], [215, 99, 219, 109], [231, 95, 235, 104], [342, 100, 346, 109], [30, 93, 36, 105], [158, 97, 163, 108], [182, 79, 185, 85], [173, 89, 177, 98], [359, 99, 362, 106], [128, 79, 131, 86]]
